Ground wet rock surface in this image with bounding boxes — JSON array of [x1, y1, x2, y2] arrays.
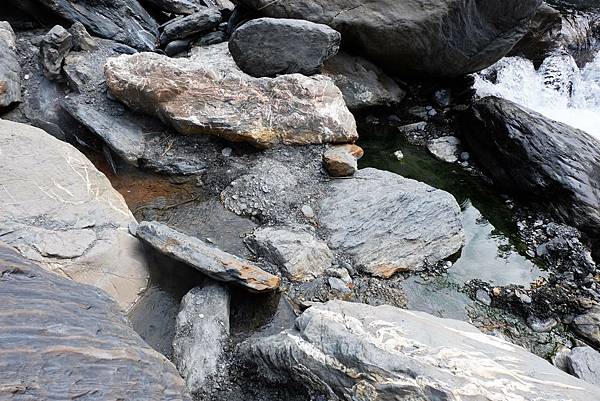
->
[[229, 18, 340, 77], [0, 22, 21, 108], [105, 43, 357, 148], [0, 119, 149, 310], [236, 0, 542, 77], [319, 168, 464, 278], [135, 221, 280, 292], [174, 282, 230, 396], [0, 244, 190, 400], [241, 300, 599, 401]]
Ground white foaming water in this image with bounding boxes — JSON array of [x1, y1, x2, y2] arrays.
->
[[474, 51, 600, 141]]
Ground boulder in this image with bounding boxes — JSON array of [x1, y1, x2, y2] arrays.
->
[[559, 346, 600, 386], [105, 43, 357, 148], [322, 52, 405, 110], [236, 0, 542, 77], [427, 136, 461, 163], [173, 283, 230, 395], [246, 226, 333, 281], [241, 301, 600, 400], [61, 38, 219, 175], [0, 21, 21, 108], [229, 18, 340, 77], [0, 119, 149, 310], [31, 0, 158, 50], [457, 96, 600, 242], [135, 221, 280, 292], [41, 25, 73, 80], [160, 8, 222, 44], [0, 244, 190, 400], [145, 0, 200, 15], [573, 307, 600, 346], [322, 144, 364, 177], [318, 168, 464, 278]]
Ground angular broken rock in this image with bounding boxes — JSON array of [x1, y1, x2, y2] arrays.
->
[[229, 18, 340, 77], [41, 25, 73, 80], [174, 283, 230, 395], [146, 0, 200, 15], [69, 22, 97, 51], [240, 300, 599, 401], [323, 144, 364, 177], [135, 221, 280, 292], [427, 136, 461, 163], [160, 8, 222, 44], [319, 168, 464, 277], [105, 43, 357, 148], [0, 120, 149, 311], [0, 22, 21, 108], [322, 52, 405, 110], [573, 307, 600, 346], [559, 346, 600, 386], [246, 226, 333, 281], [0, 244, 190, 401]]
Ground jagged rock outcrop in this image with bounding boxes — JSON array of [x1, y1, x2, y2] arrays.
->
[[318, 168, 464, 277], [135, 221, 280, 292], [105, 43, 357, 148], [240, 300, 600, 401], [0, 119, 149, 310], [457, 96, 600, 243], [0, 21, 21, 108], [0, 244, 190, 400], [236, 0, 542, 77], [229, 18, 340, 77], [30, 0, 158, 50]]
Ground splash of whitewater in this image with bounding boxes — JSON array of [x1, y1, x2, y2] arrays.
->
[[474, 51, 600, 140]]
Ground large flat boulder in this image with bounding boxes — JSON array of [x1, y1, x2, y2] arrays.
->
[[135, 221, 280, 292], [240, 300, 599, 401], [318, 168, 464, 278], [31, 0, 158, 50], [0, 119, 149, 310], [457, 96, 600, 242], [0, 22, 21, 108], [105, 43, 357, 148], [0, 244, 190, 400], [236, 0, 542, 77]]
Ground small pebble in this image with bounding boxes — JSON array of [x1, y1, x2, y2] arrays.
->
[[393, 150, 404, 160], [221, 147, 232, 157], [301, 204, 315, 218]]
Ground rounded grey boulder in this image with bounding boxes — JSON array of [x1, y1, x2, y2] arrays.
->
[[229, 17, 341, 77]]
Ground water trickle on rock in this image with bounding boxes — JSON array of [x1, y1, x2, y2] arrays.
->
[[474, 51, 600, 139]]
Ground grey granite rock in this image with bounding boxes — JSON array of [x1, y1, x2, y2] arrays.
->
[[135, 221, 280, 292], [160, 8, 222, 44], [229, 18, 340, 77], [0, 22, 21, 108], [322, 52, 405, 110], [427, 136, 461, 163], [174, 283, 230, 395], [246, 226, 333, 281], [0, 244, 190, 400], [573, 307, 600, 346], [105, 43, 357, 148], [0, 119, 149, 310], [240, 300, 600, 401], [561, 346, 600, 386], [319, 168, 464, 277], [146, 0, 200, 15]]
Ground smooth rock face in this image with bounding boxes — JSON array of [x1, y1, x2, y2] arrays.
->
[[0, 244, 190, 401], [322, 144, 363, 177], [561, 346, 600, 386], [241, 301, 600, 401], [246, 226, 333, 281], [160, 8, 222, 44], [0, 22, 21, 107], [319, 168, 464, 277], [136, 221, 280, 292], [0, 119, 149, 310], [41, 25, 73, 79], [229, 18, 340, 77], [322, 52, 405, 110], [174, 283, 230, 395], [32, 0, 158, 50], [236, 0, 542, 77], [457, 96, 600, 240], [105, 43, 357, 148]]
